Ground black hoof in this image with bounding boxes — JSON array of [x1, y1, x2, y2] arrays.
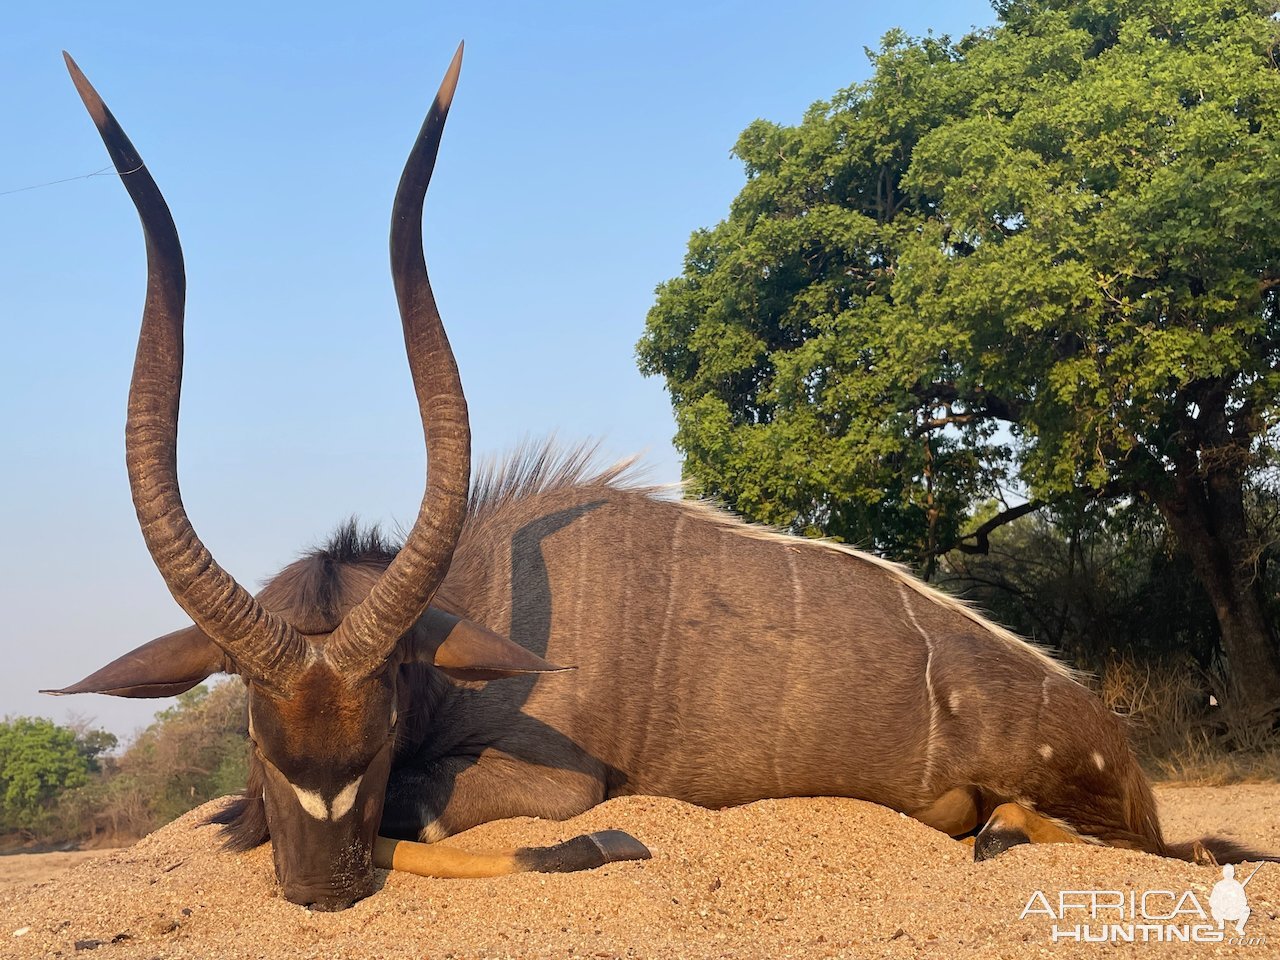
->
[[517, 829, 651, 873], [974, 826, 1030, 862], [588, 829, 652, 864]]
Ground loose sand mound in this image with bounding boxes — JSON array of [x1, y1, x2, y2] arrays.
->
[[1, 787, 1276, 959]]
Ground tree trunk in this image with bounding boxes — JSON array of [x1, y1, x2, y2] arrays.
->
[[1157, 465, 1280, 721]]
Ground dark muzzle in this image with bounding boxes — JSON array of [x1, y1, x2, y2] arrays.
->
[[283, 873, 377, 912]]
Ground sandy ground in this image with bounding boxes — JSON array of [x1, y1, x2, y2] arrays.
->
[[0, 851, 113, 894], [0, 785, 1275, 959]]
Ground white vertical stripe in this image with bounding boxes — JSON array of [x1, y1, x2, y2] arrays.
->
[[897, 582, 940, 793]]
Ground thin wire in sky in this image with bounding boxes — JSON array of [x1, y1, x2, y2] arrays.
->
[[0, 163, 141, 198]]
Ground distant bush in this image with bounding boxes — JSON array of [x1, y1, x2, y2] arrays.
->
[[939, 502, 1219, 672], [0, 716, 116, 839], [1099, 656, 1280, 784], [56, 681, 248, 845]]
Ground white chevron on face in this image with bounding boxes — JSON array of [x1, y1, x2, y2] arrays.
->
[[291, 782, 329, 820], [290, 775, 365, 821], [331, 776, 363, 820]]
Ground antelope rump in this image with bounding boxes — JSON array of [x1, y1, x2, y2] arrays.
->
[[47, 46, 1258, 912]]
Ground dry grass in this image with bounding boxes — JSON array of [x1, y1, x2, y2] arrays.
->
[[1098, 655, 1280, 784]]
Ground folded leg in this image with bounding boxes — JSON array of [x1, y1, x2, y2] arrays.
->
[[973, 801, 1091, 861], [375, 748, 648, 879]]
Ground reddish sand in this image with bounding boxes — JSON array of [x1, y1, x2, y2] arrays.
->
[[1, 784, 1275, 958]]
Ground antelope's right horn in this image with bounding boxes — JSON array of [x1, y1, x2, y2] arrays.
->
[[327, 42, 472, 678]]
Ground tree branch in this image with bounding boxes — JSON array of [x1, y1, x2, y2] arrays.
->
[[955, 499, 1045, 555], [910, 381, 1025, 424], [912, 412, 979, 436]]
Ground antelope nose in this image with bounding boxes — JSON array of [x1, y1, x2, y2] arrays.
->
[[305, 893, 358, 913], [283, 883, 370, 912], [284, 887, 357, 912]]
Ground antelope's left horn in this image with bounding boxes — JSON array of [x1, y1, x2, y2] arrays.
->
[[64, 53, 306, 683]]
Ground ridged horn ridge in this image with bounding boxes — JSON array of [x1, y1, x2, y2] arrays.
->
[[64, 53, 306, 683], [327, 43, 472, 677]]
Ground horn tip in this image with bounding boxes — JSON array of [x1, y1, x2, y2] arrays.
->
[[63, 50, 87, 87], [62, 51, 108, 125], [437, 41, 464, 111], [62, 50, 85, 83]]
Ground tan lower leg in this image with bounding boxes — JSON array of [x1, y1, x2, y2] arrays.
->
[[374, 829, 650, 879], [374, 836, 519, 878]]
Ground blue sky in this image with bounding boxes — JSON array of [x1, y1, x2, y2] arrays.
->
[[1, 0, 998, 738]]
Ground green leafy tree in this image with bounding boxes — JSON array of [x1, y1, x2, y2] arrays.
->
[[57, 681, 248, 844], [77, 729, 118, 763], [119, 683, 249, 826], [0, 717, 93, 835], [639, 0, 1280, 711]]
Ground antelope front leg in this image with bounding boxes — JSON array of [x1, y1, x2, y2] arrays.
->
[[973, 801, 1090, 861], [374, 829, 650, 879], [910, 786, 982, 837], [376, 748, 650, 878]]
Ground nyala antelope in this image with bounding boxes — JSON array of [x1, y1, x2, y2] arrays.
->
[[49, 47, 1265, 912]]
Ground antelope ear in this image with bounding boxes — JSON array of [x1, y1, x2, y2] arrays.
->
[[408, 609, 574, 681], [41, 625, 231, 698]]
